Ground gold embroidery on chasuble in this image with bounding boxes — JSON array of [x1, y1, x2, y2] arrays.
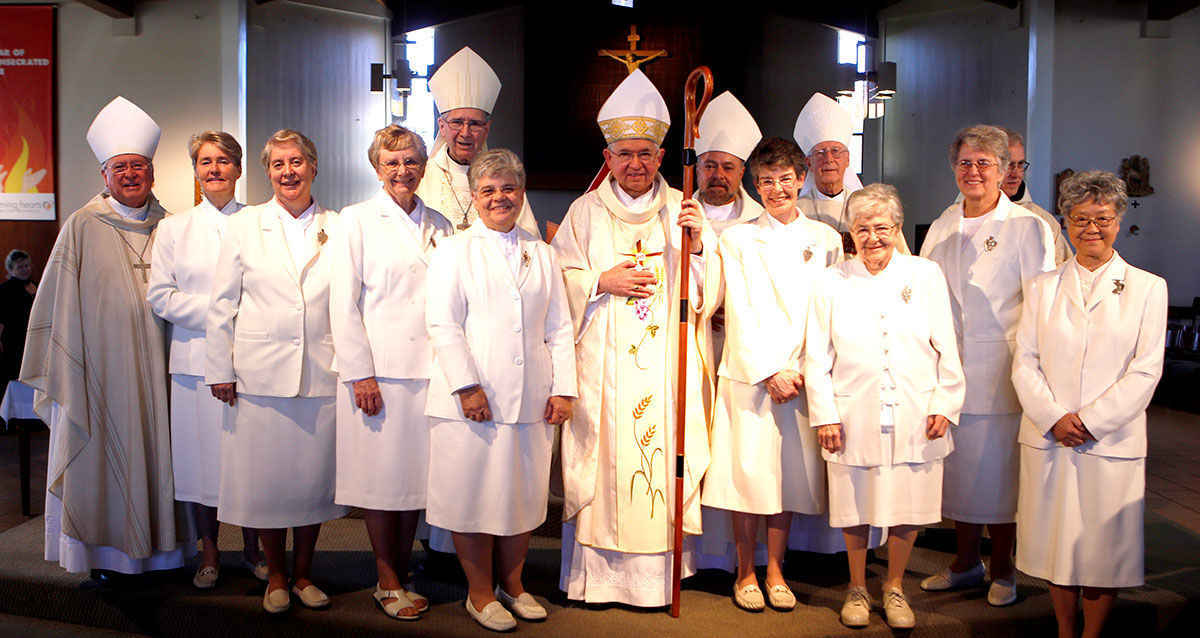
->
[[612, 218, 670, 546]]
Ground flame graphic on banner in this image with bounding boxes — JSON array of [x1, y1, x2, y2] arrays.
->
[[0, 108, 51, 194]]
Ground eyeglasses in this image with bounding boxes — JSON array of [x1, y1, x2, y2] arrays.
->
[[809, 148, 847, 161], [956, 159, 997, 172], [380, 158, 423, 172], [1007, 160, 1031, 172], [852, 223, 897, 239], [755, 174, 797, 189], [108, 160, 150, 175], [1067, 215, 1118, 228], [610, 150, 657, 164], [441, 117, 488, 132]]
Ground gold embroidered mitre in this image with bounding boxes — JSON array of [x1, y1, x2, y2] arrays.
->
[[596, 69, 670, 145]]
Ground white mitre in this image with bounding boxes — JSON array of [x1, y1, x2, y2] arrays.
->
[[695, 91, 762, 161], [792, 92, 853, 153], [428, 46, 501, 114], [86, 96, 161, 164], [596, 69, 670, 146]]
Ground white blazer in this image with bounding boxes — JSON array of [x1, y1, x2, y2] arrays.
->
[[805, 254, 965, 467], [718, 211, 842, 385], [147, 198, 243, 375], [330, 191, 453, 382], [205, 200, 339, 398], [920, 193, 1055, 414], [1012, 252, 1166, 459], [425, 222, 578, 423]]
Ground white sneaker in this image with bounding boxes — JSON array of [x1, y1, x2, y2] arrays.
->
[[840, 586, 872, 627], [987, 577, 1018, 606], [495, 586, 547, 621], [465, 597, 517, 632], [883, 587, 915, 629], [919, 561, 986, 591]]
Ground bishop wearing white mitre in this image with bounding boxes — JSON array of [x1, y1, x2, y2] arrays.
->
[[415, 46, 540, 237], [793, 93, 910, 255], [554, 69, 721, 607], [695, 91, 764, 235], [22, 97, 193, 576]]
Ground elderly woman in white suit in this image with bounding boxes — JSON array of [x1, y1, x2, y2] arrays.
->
[[330, 125, 452, 620], [147, 131, 265, 588], [807, 184, 965, 630], [701, 137, 841, 612], [918, 125, 1055, 606], [1012, 171, 1166, 638], [425, 149, 577, 632], [207, 129, 348, 614]]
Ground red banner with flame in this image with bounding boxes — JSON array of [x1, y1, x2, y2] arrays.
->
[[0, 5, 55, 220]]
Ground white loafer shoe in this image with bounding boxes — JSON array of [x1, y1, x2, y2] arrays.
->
[[883, 587, 916, 629], [920, 561, 986, 591], [192, 566, 218, 590], [373, 585, 420, 621], [263, 586, 291, 614], [766, 584, 796, 611], [987, 577, 1018, 606], [733, 583, 765, 611], [291, 584, 330, 609], [496, 586, 547, 621], [465, 598, 517, 632], [241, 558, 269, 582]]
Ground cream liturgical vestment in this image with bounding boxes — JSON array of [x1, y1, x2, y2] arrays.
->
[[415, 143, 540, 237], [554, 175, 720, 606], [22, 193, 193, 573]]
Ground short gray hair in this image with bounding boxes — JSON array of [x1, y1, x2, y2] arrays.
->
[[999, 127, 1025, 149], [368, 124, 427, 169], [949, 125, 1010, 173], [847, 183, 904, 227], [189, 131, 243, 168], [1057, 170, 1128, 217], [260, 129, 318, 171], [5, 249, 30, 274], [469, 148, 526, 191]]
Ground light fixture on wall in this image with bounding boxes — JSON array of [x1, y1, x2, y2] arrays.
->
[[835, 39, 896, 119]]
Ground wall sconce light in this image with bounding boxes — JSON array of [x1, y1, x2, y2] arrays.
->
[[835, 40, 897, 118]]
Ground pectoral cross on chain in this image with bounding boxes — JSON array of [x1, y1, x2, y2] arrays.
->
[[133, 262, 151, 283]]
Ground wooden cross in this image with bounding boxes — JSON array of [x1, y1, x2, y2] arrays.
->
[[598, 25, 667, 74]]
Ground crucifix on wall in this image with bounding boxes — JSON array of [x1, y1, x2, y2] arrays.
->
[[598, 25, 667, 74]]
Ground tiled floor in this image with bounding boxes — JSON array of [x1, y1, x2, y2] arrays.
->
[[3, 406, 1200, 536]]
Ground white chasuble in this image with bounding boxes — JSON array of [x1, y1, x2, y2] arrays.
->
[[554, 174, 720, 556]]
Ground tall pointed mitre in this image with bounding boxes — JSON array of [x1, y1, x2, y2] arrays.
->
[[792, 92, 853, 154], [428, 46, 502, 114], [596, 69, 670, 145], [86, 96, 161, 163], [695, 91, 762, 161]]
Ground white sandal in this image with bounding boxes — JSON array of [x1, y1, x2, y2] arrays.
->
[[373, 585, 420, 621]]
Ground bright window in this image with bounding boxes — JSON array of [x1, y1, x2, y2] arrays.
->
[[396, 26, 436, 149], [836, 29, 866, 175]]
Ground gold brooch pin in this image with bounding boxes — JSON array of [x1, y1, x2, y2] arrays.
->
[[1112, 279, 1125, 295], [521, 251, 530, 267], [317, 229, 327, 245], [803, 247, 813, 262], [984, 236, 997, 252], [901, 285, 912, 304]]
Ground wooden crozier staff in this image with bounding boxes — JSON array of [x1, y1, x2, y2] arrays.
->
[[670, 65, 713, 619]]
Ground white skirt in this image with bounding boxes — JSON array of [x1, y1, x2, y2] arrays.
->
[[702, 378, 825, 515], [560, 520, 698, 607], [170, 374, 228, 507], [217, 394, 348, 529], [1016, 445, 1145, 588], [827, 429, 943, 528], [942, 413, 1020, 523], [335, 378, 429, 511], [426, 417, 554, 536]]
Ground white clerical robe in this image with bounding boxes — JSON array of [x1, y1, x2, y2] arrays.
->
[[147, 196, 242, 506], [702, 185, 763, 236], [23, 193, 193, 574], [554, 174, 720, 606], [414, 142, 540, 237]]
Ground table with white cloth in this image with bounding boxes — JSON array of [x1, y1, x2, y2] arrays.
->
[[1, 380, 42, 516]]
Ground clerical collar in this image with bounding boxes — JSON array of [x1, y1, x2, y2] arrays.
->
[[703, 198, 738, 222], [106, 196, 149, 221], [814, 187, 845, 201], [444, 146, 470, 174], [615, 181, 658, 209], [1011, 181, 1027, 202]]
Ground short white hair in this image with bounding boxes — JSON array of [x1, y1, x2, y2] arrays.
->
[[847, 183, 904, 228]]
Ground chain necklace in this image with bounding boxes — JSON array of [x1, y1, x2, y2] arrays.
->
[[113, 226, 153, 282], [439, 159, 475, 231]]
